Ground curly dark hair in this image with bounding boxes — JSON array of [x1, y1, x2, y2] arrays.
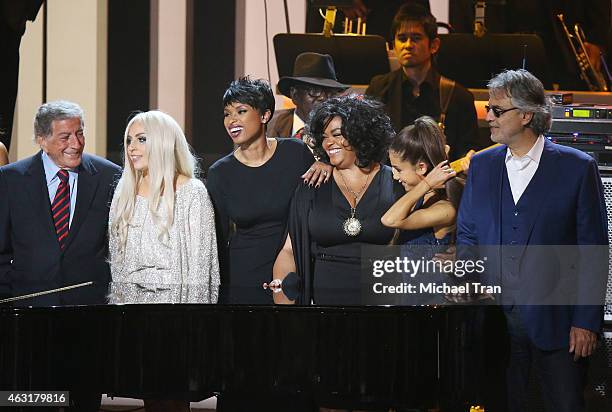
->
[[222, 76, 275, 119], [307, 95, 394, 168]]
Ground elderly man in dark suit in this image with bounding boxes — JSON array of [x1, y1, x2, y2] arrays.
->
[[267, 52, 349, 141], [0, 100, 120, 411], [0, 100, 120, 306]]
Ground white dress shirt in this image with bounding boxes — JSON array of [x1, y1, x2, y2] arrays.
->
[[505, 135, 545, 204]]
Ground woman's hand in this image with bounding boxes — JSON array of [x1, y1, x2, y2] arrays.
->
[[302, 161, 332, 187], [424, 160, 456, 190]]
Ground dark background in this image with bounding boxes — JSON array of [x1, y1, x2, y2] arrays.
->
[[106, 0, 236, 172]]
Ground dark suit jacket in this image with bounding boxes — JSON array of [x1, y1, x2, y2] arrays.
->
[[0, 151, 121, 306], [267, 109, 295, 139], [457, 139, 608, 350], [366, 68, 483, 161]]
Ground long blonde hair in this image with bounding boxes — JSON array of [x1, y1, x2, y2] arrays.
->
[[111, 110, 197, 254]]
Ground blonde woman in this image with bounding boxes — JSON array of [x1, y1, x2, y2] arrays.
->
[[108, 110, 220, 306]]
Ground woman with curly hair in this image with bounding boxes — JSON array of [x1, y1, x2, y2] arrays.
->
[[269, 95, 402, 305]]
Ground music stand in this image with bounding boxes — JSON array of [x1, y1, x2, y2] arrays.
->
[[273, 33, 390, 86], [436, 34, 552, 89], [308, 0, 353, 6]]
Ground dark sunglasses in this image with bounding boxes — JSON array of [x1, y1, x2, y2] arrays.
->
[[485, 105, 519, 118]]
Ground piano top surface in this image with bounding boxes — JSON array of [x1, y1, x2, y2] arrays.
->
[[0, 282, 489, 312]]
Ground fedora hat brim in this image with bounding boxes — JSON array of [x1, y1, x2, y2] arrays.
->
[[277, 76, 350, 97]]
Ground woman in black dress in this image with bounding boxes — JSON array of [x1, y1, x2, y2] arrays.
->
[[208, 76, 334, 412], [271, 95, 401, 304], [207, 77, 330, 302], [269, 95, 401, 411]]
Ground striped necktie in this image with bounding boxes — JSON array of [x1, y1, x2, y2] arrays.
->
[[52, 170, 70, 249]]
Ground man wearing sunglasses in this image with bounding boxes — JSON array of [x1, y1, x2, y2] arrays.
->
[[268, 52, 349, 142], [457, 69, 608, 411]]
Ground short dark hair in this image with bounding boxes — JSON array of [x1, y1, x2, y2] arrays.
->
[[390, 3, 437, 42], [222, 76, 275, 119], [307, 95, 394, 168]]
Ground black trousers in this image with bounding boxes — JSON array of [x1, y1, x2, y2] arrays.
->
[[504, 307, 588, 412]]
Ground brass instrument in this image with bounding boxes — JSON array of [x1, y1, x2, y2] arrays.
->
[[322, 6, 337, 37], [557, 14, 608, 92], [473, 1, 486, 38]]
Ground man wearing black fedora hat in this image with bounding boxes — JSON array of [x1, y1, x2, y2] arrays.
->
[[268, 52, 350, 142]]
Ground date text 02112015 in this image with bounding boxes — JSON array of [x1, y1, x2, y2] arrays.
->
[[0, 391, 69, 406]]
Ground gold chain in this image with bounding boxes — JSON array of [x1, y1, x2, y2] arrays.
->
[[338, 168, 371, 205]]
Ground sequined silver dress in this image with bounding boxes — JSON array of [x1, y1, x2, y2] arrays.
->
[[108, 178, 220, 304]]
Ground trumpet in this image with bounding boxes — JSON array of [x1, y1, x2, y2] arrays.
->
[[557, 14, 608, 92]]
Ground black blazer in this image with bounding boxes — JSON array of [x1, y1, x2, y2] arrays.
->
[[0, 151, 121, 306]]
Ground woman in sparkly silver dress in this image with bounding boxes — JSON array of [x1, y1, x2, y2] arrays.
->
[[108, 110, 220, 306]]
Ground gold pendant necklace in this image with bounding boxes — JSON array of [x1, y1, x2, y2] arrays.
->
[[338, 168, 372, 237]]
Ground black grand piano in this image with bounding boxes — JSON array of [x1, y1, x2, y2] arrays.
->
[[0, 283, 507, 411]]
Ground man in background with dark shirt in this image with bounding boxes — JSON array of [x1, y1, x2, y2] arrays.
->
[[366, 3, 483, 161]]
